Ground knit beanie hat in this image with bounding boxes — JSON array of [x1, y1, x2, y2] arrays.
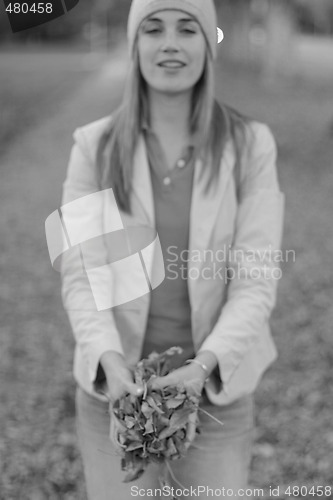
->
[[127, 0, 218, 60]]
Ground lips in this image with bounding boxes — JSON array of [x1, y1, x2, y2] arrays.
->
[[157, 61, 186, 68]]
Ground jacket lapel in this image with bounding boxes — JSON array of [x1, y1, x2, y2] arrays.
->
[[187, 141, 235, 309], [189, 140, 235, 260]]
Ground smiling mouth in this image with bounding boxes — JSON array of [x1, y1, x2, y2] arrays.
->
[[158, 61, 186, 68]]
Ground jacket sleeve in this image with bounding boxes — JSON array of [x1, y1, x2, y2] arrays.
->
[[61, 126, 124, 384], [197, 123, 285, 395]]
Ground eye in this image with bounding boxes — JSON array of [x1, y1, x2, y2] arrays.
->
[[178, 21, 198, 35], [181, 28, 196, 34], [145, 28, 162, 34], [141, 21, 163, 34]]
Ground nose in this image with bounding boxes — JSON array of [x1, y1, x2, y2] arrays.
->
[[160, 28, 180, 52]]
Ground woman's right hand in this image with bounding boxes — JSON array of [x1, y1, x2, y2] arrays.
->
[[99, 350, 143, 404]]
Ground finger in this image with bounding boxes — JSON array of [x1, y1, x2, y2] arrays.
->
[[109, 414, 125, 454], [184, 411, 198, 450], [124, 382, 144, 397], [184, 378, 204, 397], [96, 380, 111, 400], [149, 374, 175, 390]]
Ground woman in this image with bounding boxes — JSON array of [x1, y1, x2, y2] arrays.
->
[[61, 0, 285, 498]]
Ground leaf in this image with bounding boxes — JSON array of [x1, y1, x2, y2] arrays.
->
[[181, 398, 198, 413], [126, 429, 143, 442], [175, 428, 186, 440], [146, 395, 164, 415], [143, 418, 154, 435], [124, 416, 136, 429], [172, 435, 187, 457], [112, 415, 128, 432], [160, 359, 170, 377], [126, 441, 144, 452], [163, 346, 183, 357], [119, 433, 127, 445], [141, 401, 154, 419], [157, 415, 170, 427], [163, 386, 178, 398], [158, 427, 175, 441], [158, 407, 193, 440], [169, 407, 194, 429], [147, 351, 160, 362], [147, 438, 166, 453], [151, 391, 163, 404], [165, 398, 185, 410], [164, 437, 178, 458], [134, 365, 145, 386], [123, 466, 145, 483], [113, 407, 125, 421], [145, 347, 183, 372]]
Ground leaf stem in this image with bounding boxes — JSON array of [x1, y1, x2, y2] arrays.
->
[[197, 407, 224, 427]]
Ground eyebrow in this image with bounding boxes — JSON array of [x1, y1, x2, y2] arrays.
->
[[145, 16, 198, 24], [178, 18, 199, 24]]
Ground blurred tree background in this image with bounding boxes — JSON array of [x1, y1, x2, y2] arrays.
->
[[1, 0, 332, 80], [1, 0, 332, 46], [0, 0, 132, 44]]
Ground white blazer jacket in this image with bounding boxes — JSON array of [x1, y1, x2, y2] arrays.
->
[[61, 115, 285, 406]]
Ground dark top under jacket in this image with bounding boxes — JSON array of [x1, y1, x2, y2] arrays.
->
[[140, 123, 196, 371]]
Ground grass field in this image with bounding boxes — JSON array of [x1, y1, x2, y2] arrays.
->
[[216, 66, 333, 495], [0, 46, 100, 157], [0, 40, 333, 499]]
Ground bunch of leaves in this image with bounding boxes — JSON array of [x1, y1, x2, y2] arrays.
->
[[110, 347, 201, 483]]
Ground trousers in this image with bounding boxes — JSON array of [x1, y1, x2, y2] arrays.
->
[[75, 385, 255, 500]]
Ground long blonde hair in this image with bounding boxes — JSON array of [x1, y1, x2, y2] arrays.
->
[[96, 40, 251, 213]]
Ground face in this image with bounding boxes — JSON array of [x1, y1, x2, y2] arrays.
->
[[137, 10, 207, 96]]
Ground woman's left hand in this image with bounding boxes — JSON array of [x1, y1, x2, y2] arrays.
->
[[150, 351, 217, 396], [150, 362, 207, 397]]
